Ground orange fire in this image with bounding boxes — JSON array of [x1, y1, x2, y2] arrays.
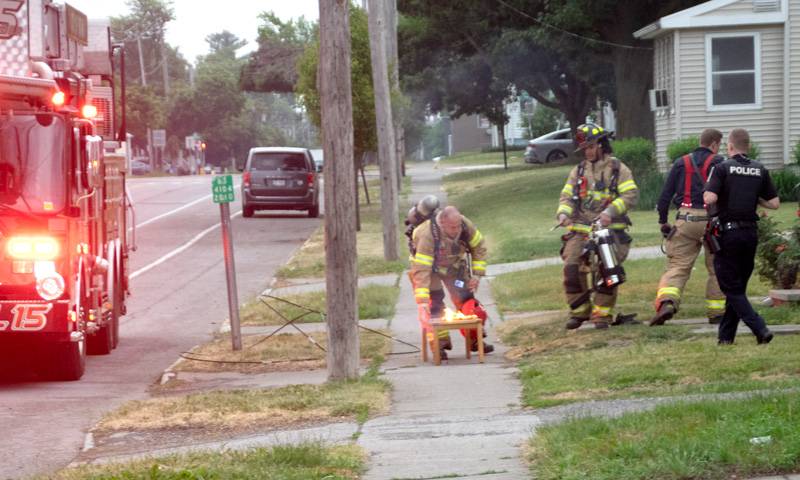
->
[[443, 307, 478, 323]]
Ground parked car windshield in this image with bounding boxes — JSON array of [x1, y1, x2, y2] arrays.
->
[[0, 114, 67, 214], [250, 152, 307, 171]]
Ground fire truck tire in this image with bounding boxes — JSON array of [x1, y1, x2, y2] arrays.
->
[[243, 204, 254, 218], [47, 338, 86, 381], [111, 273, 122, 349]]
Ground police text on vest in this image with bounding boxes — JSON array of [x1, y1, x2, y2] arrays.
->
[[729, 166, 761, 176]]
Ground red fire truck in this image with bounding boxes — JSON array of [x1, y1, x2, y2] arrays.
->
[[0, 0, 132, 380]]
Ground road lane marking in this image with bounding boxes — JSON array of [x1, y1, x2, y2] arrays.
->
[[130, 210, 243, 279], [131, 183, 241, 229]]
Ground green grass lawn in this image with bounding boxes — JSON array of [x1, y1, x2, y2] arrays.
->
[[497, 313, 800, 409], [436, 150, 524, 167], [242, 284, 400, 326], [51, 443, 364, 479], [530, 392, 800, 480]]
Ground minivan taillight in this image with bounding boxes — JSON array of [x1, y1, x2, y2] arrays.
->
[[243, 171, 251, 187], [307, 172, 315, 187]]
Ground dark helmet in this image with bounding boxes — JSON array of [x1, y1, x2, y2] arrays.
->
[[575, 123, 610, 150], [405, 195, 440, 226]]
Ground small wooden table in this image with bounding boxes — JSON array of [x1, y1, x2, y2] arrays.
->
[[421, 317, 484, 365]]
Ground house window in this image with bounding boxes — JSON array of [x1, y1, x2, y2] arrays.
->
[[706, 33, 761, 110]]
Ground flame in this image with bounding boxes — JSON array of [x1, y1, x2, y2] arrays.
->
[[443, 307, 476, 323]]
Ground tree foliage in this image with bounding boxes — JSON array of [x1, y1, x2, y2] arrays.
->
[[241, 12, 315, 93], [296, 5, 376, 156]]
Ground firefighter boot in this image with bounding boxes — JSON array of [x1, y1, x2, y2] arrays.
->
[[649, 301, 676, 326], [440, 337, 453, 351], [470, 339, 494, 354], [565, 317, 586, 330]]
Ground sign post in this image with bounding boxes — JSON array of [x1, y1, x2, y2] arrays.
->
[[212, 175, 241, 350]]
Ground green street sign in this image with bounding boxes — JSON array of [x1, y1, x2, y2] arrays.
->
[[212, 175, 235, 204]]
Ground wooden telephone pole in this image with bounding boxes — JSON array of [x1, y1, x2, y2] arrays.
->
[[319, 0, 360, 380], [368, 0, 400, 261]]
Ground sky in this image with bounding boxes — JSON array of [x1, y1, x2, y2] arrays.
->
[[66, 0, 319, 62]]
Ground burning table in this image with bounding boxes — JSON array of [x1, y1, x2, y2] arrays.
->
[[421, 308, 485, 365]]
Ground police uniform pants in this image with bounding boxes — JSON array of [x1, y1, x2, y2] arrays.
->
[[713, 228, 769, 343], [562, 231, 630, 324], [427, 273, 474, 341], [655, 209, 725, 318]]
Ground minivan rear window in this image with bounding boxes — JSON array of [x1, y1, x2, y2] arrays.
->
[[250, 152, 307, 171]]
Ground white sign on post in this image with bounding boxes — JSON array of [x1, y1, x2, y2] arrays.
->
[[152, 129, 167, 148]]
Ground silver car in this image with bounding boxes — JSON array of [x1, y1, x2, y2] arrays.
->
[[524, 128, 573, 164]]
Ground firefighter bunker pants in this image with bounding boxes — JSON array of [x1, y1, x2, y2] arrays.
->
[[655, 209, 725, 319], [427, 272, 481, 343], [562, 230, 630, 323]]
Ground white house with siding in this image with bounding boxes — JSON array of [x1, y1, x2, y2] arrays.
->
[[634, 0, 797, 169]]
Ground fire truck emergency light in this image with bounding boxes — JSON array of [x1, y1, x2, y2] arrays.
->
[[51, 91, 66, 107], [6, 236, 61, 261], [81, 104, 98, 119]]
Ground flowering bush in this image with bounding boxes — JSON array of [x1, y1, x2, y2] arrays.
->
[[756, 215, 800, 288]]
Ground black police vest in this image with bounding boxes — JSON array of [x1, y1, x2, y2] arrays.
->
[[717, 156, 766, 222]]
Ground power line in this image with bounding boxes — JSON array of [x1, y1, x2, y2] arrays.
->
[[495, 0, 653, 51]]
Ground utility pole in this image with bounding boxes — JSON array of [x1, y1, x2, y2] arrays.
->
[[136, 37, 146, 86], [319, 0, 359, 380], [161, 42, 170, 95], [385, 0, 405, 187], [368, 0, 400, 261]]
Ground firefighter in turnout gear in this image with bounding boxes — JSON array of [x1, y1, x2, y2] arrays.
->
[[651, 129, 726, 326], [411, 206, 493, 359], [557, 123, 639, 329]]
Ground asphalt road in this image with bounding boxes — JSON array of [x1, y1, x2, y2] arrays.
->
[[0, 175, 321, 479]]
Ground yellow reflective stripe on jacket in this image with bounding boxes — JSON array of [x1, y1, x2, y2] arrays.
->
[[413, 253, 433, 266], [469, 230, 483, 249], [557, 204, 574, 216], [561, 183, 574, 196], [472, 260, 487, 272], [657, 287, 681, 299], [415, 287, 430, 299], [612, 197, 627, 215], [569, 223, 591, 233], [588, 190, 612, 200], [609, 223, 628, 230], [706, 299, 726, 310], [618, 179, 637, 193]]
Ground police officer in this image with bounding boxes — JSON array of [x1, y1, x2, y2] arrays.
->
[[703, 128, 778, 345], [651, 129, 726, 326], [556, 123, 639, 329]]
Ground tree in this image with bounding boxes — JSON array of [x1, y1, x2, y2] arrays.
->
[[241, 12, 315, 93], [319, 0, 359, 381], [526, 0, 707, 139], [124, 85, 166, 149]]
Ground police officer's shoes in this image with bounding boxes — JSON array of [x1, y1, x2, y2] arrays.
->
[[649, 301, 676, 326], [757, 330, 774, 345], [470, 340, 494, 354], [565, 317, 585, 330]]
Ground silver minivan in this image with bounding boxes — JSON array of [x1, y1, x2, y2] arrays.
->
[[241, 147, 320, 218]]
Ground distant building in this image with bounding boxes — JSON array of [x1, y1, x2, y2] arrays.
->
[[449, 114, 492, 155]]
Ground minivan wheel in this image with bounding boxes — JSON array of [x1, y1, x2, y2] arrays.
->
[[243, 204, 254, 218], [308, 204, 319, 218]]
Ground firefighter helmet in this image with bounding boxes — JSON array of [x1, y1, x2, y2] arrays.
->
[[417, 195, 440, 217], [575, 123, 608, 150]]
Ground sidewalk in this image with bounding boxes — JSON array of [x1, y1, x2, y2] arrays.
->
[[357, 162, 538, 479]]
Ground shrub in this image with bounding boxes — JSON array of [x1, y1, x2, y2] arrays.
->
[[666, 136, 699, 161], [771, 169, 800, 201], [757, 215, 800, 288], [748, 141, 761, 160], [613, 137, 655, 179]]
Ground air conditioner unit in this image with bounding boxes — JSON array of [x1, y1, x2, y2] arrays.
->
[[648, 89, 670, 111]]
